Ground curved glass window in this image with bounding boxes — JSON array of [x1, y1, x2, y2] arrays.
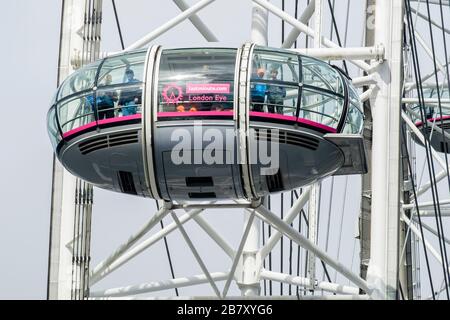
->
[[57, 93, 95, 134], [48, 46, 363, 144], [157, 48, 236, 117], [97, 51, 146, 86], [47, 106, 61, 149], [250, 49, 299, 115], [300, 89, 344, 129], [302, 57, 344, 95], [250, 48, 347, 131], [343, 81, 364, 134], [57, 61, 101, 101], [53, 51, 146, 138], [95, 52, 145, 121], [410, 88, 450, 122]]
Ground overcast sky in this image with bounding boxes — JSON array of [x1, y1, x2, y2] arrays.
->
[[0, 0, 449, 300]]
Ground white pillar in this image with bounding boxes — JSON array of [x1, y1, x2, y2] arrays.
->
[[48, 0, 102, 300], [250, 1, 268, 47], [366, 0, 404, 300], [307, 182, 321, 291]]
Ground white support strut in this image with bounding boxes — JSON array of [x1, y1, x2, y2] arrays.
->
[[254, 204, 370, 293], [366, 0, 404, 300]]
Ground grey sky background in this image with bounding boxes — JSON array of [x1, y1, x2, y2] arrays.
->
[[0, 0, 448, 299]]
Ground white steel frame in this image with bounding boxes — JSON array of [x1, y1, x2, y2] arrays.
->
[[48, 0, 450, 300]]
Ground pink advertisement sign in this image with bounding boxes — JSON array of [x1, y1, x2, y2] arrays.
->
[[186, 83, 231, 94]]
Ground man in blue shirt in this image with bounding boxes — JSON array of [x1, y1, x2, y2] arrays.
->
[[250, 68, 267, 112], [119, 69, 141, 116]]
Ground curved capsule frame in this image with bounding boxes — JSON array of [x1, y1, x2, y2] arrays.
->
[[142, 45, 163, 200], [237, 42, 257, 200]]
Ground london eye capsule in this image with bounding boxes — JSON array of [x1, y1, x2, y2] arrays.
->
[[47, 44, 367, 200], [410, 88, 450, 153]]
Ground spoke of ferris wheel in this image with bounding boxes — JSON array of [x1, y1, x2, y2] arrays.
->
[[114, 0, 217, 53], [89, 272, 229, 298], [414, 31, 448, 77], [89, 267, 364, 298], [170, 211, 222, 298], [192, 215, 235, 259], [222, 211, 256, 298], [260, 269, 360, 295], [89, 204, 170, 284], [253, 204, 370, 293], [428, 280, 450, 300], [90, 208, 204, 286], [403, 98, 450, 105], [89, 294, 370, 300], [402, 213, 450, 274], [416, 210, 450, 217], [410, 0, 450, 5], [252, 0, 373, 72], [281, 0, 315, 48], [259, 187, 311, 260], [172, 0, 219, 42], [403, 199, 450, 210], [410, 217, 450, 245], [409, 6, 450, 35]]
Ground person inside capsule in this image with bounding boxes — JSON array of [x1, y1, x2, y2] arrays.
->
[[250, 67, 267, 112], [118, 68, 141, 116], [267, 65, 287, 114], [97, 74, 118, 119]]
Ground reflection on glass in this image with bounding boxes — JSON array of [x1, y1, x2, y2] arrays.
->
[[410, 88, 450, 122], [47, 106, 61, 149], [302, 57, 344, 95], [96, 88, 118, 120], [342, 79, 364, 133], [251, 49, 299, 115], [158, 48, 236, 116], [267, 69, 287, 114], [343, 104, 363, 134], [97, 51, 146, 86], [119, 85, 142, 116], [300, 89, 343, 129], [58, 94, 95, 133], [253, 49, 299, 82], [57, 61, 101, 100]]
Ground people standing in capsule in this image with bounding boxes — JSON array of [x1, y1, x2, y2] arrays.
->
[[267, 66, 286, 114], [97, 74, 118, 119], [250, 67, 267, 112], [119, 68, 141, 116]]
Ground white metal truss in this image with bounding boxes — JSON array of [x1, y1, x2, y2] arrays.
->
[[48, 0, 450, 300]]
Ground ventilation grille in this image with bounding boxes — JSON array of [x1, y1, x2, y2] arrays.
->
[[266, 169, 284, 192], [424, 122, 450, 132], [118, 171, 137, 195], [79, 131, 139, 155], [438, 122, 450, 130], [254, 128, 319, 151]]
